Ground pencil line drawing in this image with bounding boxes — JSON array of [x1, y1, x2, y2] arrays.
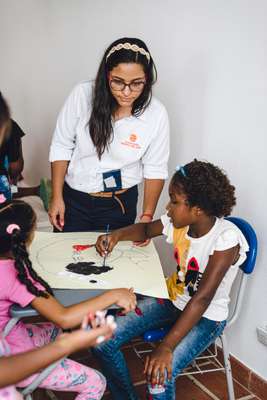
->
[[30, 232, 169, 298]]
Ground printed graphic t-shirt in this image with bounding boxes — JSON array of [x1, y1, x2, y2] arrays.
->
[[162, 215, 249, 321]]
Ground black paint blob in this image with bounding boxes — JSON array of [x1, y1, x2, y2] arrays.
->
[[66, 262, 113, 275]]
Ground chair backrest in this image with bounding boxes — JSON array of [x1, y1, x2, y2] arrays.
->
[[226, 217, 258, 274], [225, 216, 258, 326]]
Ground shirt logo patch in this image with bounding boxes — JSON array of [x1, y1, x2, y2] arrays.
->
[[129, 133, 137, 142], [121, 133, 141, 149]]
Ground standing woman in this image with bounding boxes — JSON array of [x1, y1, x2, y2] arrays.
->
[[49, 37, 169, 232]]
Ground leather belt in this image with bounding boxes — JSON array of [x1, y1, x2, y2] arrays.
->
[[89, 188, 129, 214]]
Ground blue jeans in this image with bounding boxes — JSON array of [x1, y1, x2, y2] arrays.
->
[[0, 174, 11, 200], [92, 297, 226, 400]]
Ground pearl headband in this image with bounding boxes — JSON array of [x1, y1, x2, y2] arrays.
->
[[106, 42, 150, 62]]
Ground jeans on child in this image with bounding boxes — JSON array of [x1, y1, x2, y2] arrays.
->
[[0, 174, 11, 200], [92, 297, 226, 400]]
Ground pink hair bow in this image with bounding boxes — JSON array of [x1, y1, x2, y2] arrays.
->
[[0, 194, 6, 204], [6, 224, 20, 235]]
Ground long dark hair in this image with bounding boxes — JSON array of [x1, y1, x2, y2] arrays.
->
[[89, 37, 157, 158], [0, 199, 53, 298]]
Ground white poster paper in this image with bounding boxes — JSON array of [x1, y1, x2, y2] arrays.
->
[[29, 231, 169, 298]]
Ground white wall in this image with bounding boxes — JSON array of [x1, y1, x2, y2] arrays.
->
[[1, 0, 266, 380]]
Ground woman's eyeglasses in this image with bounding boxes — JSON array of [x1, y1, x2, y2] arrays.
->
[[109, 78, 146, 92]]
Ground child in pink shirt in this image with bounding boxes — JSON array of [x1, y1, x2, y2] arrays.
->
[[0, 195, 137, 399], [0, 317, 116, 400]]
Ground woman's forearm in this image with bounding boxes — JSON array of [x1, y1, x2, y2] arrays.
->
[[142, 179, 164, 216], [51, 160, 69, 199]]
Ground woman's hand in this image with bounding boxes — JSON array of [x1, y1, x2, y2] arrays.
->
[[48, 196, 65, 231], [133, 214, 152, 247], [95, 233, 119, 256], [112, 288, 137, 314], [144, 344, 173, 385]]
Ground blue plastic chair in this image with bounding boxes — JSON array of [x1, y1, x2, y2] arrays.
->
[[134, 217, 257, 400]]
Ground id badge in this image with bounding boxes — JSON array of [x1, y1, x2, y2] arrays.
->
[[102, 169, 122, 192]]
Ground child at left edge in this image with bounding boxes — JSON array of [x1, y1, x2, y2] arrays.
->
[[94, 159, 249, 400], [0, 93, 25, 199]]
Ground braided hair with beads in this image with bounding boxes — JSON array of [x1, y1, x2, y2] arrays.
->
[[0, 197, 53, 298]]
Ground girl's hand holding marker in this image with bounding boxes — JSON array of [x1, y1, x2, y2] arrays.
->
[[96, 232, 138, 314], [96, 232, 119, 256]]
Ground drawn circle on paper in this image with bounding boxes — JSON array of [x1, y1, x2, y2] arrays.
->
[[29, 231, 169, 298], [34, 237, 123, 276]]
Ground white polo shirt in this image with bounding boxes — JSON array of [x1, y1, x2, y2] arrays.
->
[[49, 81, 170, 193]]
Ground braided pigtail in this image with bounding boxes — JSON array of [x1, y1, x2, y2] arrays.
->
[[11, 229, 53, 298], [0, 198, 54, 298]]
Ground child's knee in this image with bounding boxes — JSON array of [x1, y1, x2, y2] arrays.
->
[[92, 336, 117, 355], [92, 370, 106, 399]]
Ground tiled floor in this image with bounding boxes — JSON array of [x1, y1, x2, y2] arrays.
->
[[33, 340, 262, 400]]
